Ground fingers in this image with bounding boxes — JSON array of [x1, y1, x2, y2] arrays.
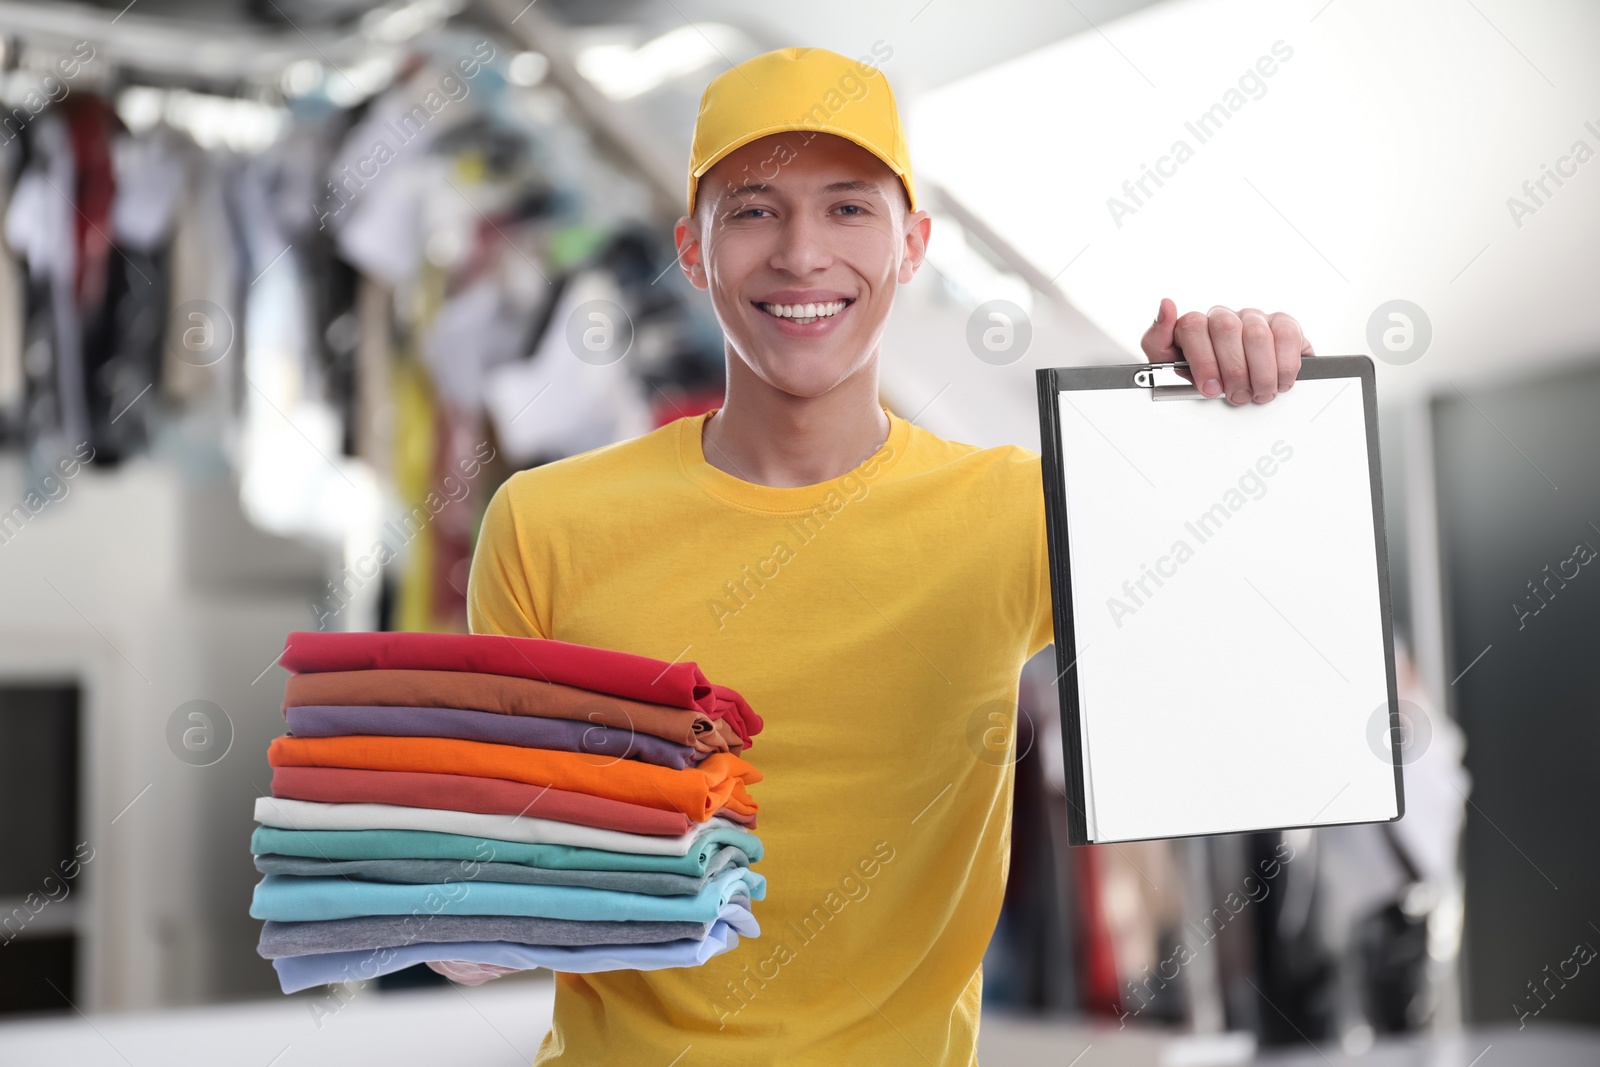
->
[[1267, 311, 1306, 392], [1173, 310, 1222, 397], [1206, 306, 1250, 403], [1237, 308, 1279, 403], [1164, 305, 1314, 401], [427, 960, 519, 985]]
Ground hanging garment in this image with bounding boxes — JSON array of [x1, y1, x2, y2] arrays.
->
[[421, 274, 526, 411], [63, 94, 116, 312], [80, 239, 166, 465], [390, 351, 439, 633], [1248, 830, 1337, 1045], [482, 269, 653, 464], [1076, 845, 1127, 1018], [6, 112, 87, 457], [110, 126, 186, 250], [163, 136, 239, 406], [0, 140, 27, 439], [427, 398, 479, 633], [324, 53, 491, 285]]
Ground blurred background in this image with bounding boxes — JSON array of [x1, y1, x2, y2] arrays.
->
[[0, 0, 1596, 1063]]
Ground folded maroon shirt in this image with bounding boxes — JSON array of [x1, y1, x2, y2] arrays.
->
[[280, 631, 761, 748], [269, 766, 696, 836]]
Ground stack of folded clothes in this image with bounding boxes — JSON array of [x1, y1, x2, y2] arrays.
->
[[248, 630, 766, 993]]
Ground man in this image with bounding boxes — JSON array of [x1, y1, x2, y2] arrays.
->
[[450, 46, 1313, 1065]]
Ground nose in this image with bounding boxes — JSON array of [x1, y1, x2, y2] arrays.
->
[[769, 209, 833, 276]]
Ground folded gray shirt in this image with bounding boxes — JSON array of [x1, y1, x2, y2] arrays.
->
[[257, 896, 751, 958], [252, 846, 744, 897]]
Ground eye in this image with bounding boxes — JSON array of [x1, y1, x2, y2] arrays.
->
[[734, 206, 772, 219], [836, 204, 867, 215]]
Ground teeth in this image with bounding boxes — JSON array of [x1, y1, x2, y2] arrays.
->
[[760, 300, 848, 321]]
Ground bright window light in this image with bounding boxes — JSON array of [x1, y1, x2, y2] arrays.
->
[[577, 24, 746, 100], [911, 0, 1600, 394], [509, 51, 548, 87], [115, 86, 287, 153]]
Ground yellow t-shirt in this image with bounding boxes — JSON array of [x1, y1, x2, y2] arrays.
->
[[466, 406, 1054, 1066]]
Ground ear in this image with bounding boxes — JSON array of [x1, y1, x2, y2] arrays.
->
[[673, 215, 709, 291], [898, 209, 932, 285]]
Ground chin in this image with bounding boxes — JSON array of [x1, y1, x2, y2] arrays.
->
[[748, 346, 863, 398]]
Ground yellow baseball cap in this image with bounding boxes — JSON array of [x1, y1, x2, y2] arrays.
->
[[687, 46, 917, 217]]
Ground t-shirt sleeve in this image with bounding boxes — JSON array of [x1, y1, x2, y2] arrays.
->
[[1027, 454, 1055, 658], [467, 476, 549, 639]]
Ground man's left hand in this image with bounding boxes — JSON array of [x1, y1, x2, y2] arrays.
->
[[1139, 298, 1314, 405]]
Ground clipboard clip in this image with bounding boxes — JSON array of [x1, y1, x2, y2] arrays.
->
[[1134, 362, 1208, 401]]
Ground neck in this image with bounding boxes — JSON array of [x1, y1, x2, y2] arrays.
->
[[701, 349, 890, 488]]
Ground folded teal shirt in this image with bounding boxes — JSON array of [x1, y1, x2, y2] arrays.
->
[[249, 824, 763, 876], [249, 866, 766, 924]]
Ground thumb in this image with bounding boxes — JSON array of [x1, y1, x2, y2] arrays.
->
[[1140, 298, 1179, 362]]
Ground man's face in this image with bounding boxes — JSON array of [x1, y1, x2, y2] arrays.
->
[[675, 132, 930, 399]]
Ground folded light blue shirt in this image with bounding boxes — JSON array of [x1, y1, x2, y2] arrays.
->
[[250, 865, 765, 924], [272, 902, 758, 993]]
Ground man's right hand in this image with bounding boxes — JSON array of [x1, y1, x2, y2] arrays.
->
[[427, 959, 520, 985]]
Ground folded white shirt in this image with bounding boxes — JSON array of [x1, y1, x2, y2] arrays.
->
[[252, 796, 748, 857]]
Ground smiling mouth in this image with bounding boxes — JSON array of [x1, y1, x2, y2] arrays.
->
[[754, 299, 854, 325]]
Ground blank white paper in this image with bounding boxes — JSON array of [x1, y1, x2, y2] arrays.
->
[[1056, 374, 1397, 842]]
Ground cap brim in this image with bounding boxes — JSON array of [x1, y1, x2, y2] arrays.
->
[[690, 122, 913, 213]]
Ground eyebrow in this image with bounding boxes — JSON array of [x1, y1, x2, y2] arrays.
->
[[724, 179, 888, 199]]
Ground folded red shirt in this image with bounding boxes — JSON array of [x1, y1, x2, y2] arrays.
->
[[269, 766, 698, 836], [280, 631, 762, 748]]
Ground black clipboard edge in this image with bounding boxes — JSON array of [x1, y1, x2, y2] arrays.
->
[[1036, 356, 1405, 846], [1358, 356, 1407, 827], [1035, 366, 1090, 845]]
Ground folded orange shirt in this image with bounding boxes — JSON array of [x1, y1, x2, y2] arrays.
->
[[270, 765, 698, 835], [267, 735, 760, 823]]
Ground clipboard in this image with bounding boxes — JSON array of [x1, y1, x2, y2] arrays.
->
[[1035, 356, 1404, 845]]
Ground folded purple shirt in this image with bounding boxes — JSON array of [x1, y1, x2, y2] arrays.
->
[[284, 704, 704, 770], [271, 902, 759, 993]]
